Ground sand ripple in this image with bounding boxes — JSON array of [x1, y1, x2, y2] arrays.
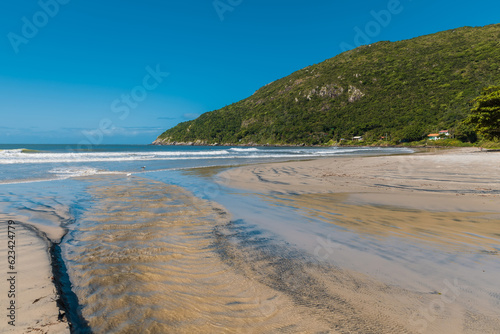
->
[[61, 176, 318, 333]]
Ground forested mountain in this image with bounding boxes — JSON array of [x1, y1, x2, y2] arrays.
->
[[155, 24, 500, 145]]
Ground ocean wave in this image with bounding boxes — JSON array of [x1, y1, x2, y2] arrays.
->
[[48, 167, 131, 180], [229, 147, 260, 152], [49, 167, 101, 178], [0, 148, 26, 154], [0, 150, 232, 164], [0, 147, 413, 164], [0, 148, 41, 154]]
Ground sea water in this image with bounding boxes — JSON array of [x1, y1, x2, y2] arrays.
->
[[0, 144, 411, 183]]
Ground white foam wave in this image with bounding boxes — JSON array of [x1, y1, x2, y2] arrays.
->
[[0, 149, 26, 154], [0, 150, 232, 164], [47, 167, 130, 181], [228, 148, 260, 152], [0, 147, 413, 164], [49, 167, 101, 178]]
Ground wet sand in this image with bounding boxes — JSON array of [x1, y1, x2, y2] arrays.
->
[[216, 147, 500, 333], [218, 147, 500, 211]]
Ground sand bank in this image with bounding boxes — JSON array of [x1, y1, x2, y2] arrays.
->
[[218, 147, 500, 211], [0, 221, 69, 333]]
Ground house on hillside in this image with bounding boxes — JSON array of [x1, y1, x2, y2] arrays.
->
[[352, 136, 363, 141], [428, 130, 450, 140], [427, 133, 440, 140]]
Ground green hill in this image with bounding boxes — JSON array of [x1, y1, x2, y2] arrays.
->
[[154, 24, 500, 146]]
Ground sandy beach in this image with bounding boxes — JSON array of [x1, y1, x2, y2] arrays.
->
[[2, 146, 499, 333], [218, 147, 500, 211], [216, 147, 500, 333], [0, 221, 69, 334]]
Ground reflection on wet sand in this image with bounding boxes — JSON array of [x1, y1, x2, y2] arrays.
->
[[62, 176, 322, 333], [215, 220, 428, 333], [247, 192, 500, 333], [264, 193, 500, 253]]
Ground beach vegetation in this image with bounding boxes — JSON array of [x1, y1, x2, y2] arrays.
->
[[465, 86, 500, 140], [478, 139, 500, 150]]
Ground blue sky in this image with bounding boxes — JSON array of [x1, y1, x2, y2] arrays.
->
[[0, 0, 499, 144]]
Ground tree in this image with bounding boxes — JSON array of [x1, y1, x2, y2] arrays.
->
[[396, 124, 426, 142], [465, 86, 500, 140], [454, 122, 477, 143]]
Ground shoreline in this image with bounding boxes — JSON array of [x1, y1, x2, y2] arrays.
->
[[217, 147, 500, 211], [151, 139, 484, 150]]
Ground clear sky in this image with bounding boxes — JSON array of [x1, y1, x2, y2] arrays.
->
[[1, 0, 499, 144]]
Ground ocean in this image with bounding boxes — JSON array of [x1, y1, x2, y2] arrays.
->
[[1, 144, 417, 333], [0, 144, 412, 184]]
